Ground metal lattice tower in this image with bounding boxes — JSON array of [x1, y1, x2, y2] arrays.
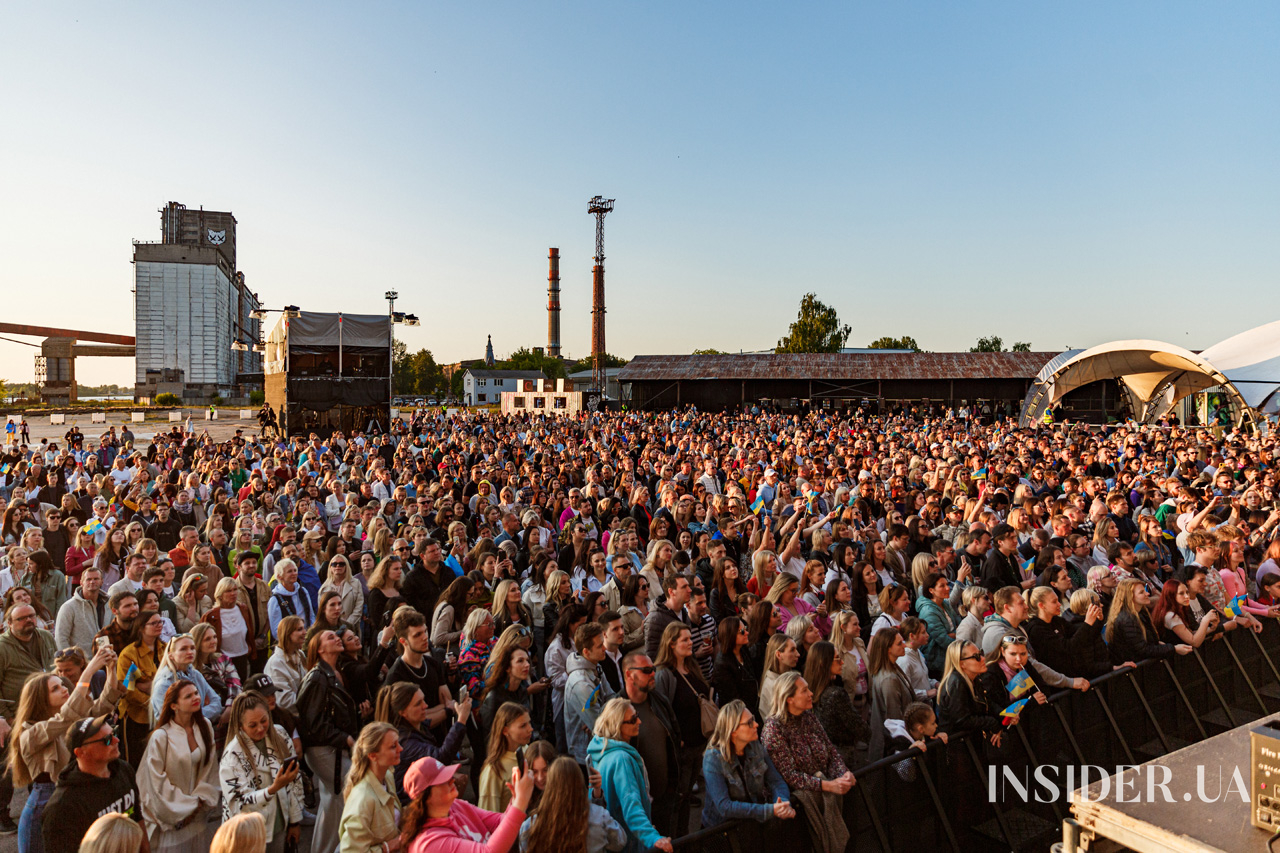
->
[[587, 196, 614, 395]]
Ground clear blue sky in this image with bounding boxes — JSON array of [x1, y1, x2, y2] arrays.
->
[[2, 2, 1278, 385]]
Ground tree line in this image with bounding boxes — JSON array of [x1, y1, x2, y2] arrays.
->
[[773, 293, 1031, 354]]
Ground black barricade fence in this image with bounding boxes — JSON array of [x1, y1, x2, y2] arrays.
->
[[673, 619, 1280, 853]]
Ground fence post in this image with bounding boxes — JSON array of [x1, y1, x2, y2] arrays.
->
[[1221, 630, 1268, 715], [965, 738, 1016, 850], [1124, 668, 1173, 754], [1161, 659, 1208, 740], [853, 770, 894, 853], [1051, 703, 1087, 765], [1246, 626, 1280, 686], [1090, 679, 1136, 764], [1191, 646, 1237, 727], [914, 750, 961, 853]]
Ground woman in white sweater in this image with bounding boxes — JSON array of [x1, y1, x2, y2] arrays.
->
[[264, 615, 307, 714], [138, 681, 221, 853]]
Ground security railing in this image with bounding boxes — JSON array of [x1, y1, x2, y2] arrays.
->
[[674, 619, 1280, 853]]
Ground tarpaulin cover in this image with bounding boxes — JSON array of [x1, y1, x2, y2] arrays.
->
[[288, 313, 389, 348], [288, 377, 387, 411], [266, 312, 391, 374]]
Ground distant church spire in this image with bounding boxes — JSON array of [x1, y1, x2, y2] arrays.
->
[[485, 334, 495, 367]]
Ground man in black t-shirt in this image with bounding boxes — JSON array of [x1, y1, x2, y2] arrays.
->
[[384, 608, 453, 740]]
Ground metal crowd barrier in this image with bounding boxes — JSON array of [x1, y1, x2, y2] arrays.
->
[[674, 619, 1280, 853]]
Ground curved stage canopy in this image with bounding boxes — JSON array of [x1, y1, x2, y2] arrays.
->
[[1018, 336, 1260, 427]]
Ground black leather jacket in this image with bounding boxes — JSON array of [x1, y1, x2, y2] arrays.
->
[[297, 660, 361, 751]]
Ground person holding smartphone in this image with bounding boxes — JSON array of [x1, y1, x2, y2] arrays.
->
[[220, 692, 304, 853]]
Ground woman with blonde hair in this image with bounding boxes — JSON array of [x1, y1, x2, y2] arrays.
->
[[264, 615, 307, 713], [829, 610, 870, 715], [80, 814, 146, 853], [11, 648, 119, 853], [764, 574, 817, 634], [122, 521, 146, 552], [758, 633, 799, 720], [211, 812, 267, 853], [747, 549, 779, 598], [540, 569, 574, 634], [365, 556, 404, 632], [586, 698, 672, 853], [759, 672, 854, 850], [203, 576, 255, 680], [175, 571, 215, 630], [320, 553, 364, 628], [63, 525, 96, 587], [338, 722, 403, 853], [371, 527, 393, 561], [700, 700, 793, 834], [491, 579, 531, 637], [1105, 578, 1193, 662], [190, 621, 243, 707], [639, 539, 675, 593], [149, 633, 223, 725], [132, 537, 160, 570]]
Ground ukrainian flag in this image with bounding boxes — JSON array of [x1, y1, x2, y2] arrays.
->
[[972, 467, 988, 481], [750, 495, 766, 515]]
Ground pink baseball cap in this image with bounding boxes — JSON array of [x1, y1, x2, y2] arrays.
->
[[403, 756, 460, 800]]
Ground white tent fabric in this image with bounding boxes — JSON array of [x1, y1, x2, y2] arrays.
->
[[1197, 320, 1280, 410], [1019, 340, 1243, 426]]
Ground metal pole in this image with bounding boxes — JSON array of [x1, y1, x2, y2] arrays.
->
[[388, 294, 395, 406]]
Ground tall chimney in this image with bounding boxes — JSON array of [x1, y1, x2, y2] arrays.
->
[[547, 248, 561, 358]]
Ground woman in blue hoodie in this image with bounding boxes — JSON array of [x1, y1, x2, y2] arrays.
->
[[586, 697, 673, 853]]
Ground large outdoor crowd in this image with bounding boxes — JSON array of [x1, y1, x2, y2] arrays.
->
[[0, 404, 1278, 853]]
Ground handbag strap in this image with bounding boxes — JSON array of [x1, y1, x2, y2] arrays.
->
[[677, 668, 707, 699]]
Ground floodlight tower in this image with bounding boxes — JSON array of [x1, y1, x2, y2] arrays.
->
[[587, 195, 614, 395]]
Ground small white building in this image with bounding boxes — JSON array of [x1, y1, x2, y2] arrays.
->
[[462, 369, 547, 406]]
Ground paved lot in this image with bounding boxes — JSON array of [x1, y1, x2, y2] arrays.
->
[[15, 409, 265, 450]]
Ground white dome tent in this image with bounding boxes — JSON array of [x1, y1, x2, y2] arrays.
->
[[1018, 337, 1258, 428]]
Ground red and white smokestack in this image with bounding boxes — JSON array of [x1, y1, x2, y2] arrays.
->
[[547, 248, 561, 358]]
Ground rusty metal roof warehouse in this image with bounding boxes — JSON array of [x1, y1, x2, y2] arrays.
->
[[617, 352, 1060, 382]]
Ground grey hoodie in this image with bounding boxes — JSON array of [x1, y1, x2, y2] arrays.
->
[[979, 615, 1074, 688], [563, 652, 612, 761]]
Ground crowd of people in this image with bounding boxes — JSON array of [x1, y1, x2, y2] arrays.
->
[[0, 405, 1278, 853]]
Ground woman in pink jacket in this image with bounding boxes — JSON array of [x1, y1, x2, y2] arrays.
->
[[401, 756, 533, 853]]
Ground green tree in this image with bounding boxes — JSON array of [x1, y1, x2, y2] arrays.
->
[[867, 336, 922, 352], [393, 342, 445, 395], [776, 293, 850, 353], [970, 335, 1031, 353], [691, 348, 726, 355], [566, 353, 628, 375], [497, 347, 567, 380]]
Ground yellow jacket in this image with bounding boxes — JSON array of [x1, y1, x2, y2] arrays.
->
[[117, 641, 161, 724]]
